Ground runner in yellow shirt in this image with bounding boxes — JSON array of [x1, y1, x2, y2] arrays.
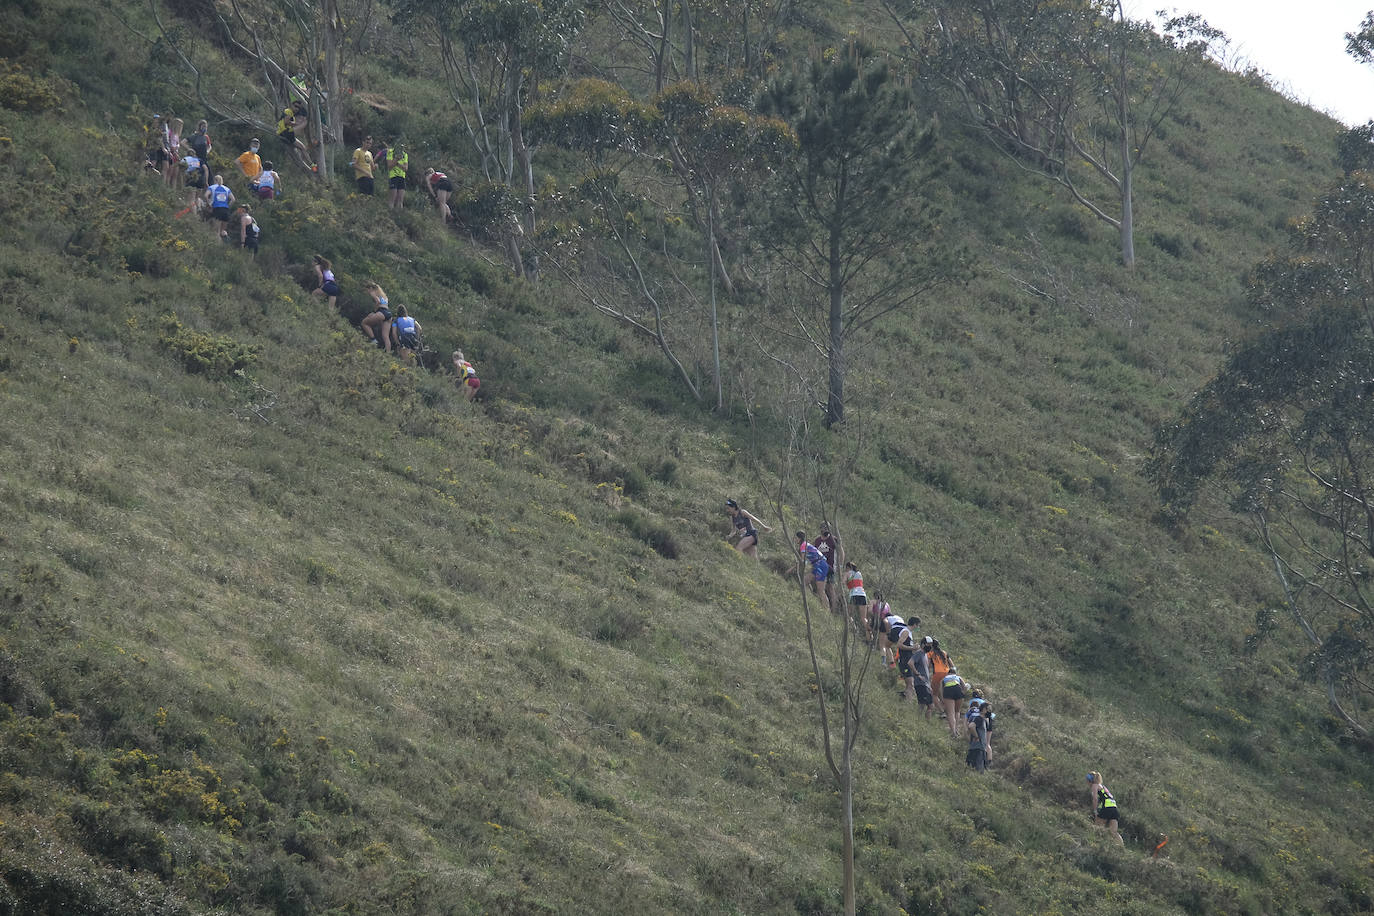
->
[[352, 134, 375, 195], [276, 101, 312, 171]]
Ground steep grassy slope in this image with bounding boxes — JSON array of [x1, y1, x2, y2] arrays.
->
[[1, 1, 1372, 914]]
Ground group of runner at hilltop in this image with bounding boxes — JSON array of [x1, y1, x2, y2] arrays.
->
[[724, 499, 1125, 844], [141, 105, 480, 400]]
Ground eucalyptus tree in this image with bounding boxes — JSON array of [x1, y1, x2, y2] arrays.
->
[[130, 0, 373, 176], [1339, 14, 1374, 176], [891, 0, 1222, 268], [527, 78, 792, 407], [525, 79, 704, 398], [655, 83, 794, 407], [592, 0, 797, 91], [1150, 172, 1374, 738], [759, 41, 961, 427], [397, 0, 586, 274]]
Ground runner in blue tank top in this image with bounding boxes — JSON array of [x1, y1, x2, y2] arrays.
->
[[204, 174, 236, 241]]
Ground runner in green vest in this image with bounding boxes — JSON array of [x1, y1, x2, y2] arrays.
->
[[1087, 771, 1124, 846]]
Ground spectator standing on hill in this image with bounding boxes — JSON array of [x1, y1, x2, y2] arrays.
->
[[352, 135, 375, 195], [236, 204, 259, 256], [452, 350, 480, 401], [236, 138, 263, 190], [722, 499, 770, 560], [387, 141, 408, 210], [277, 101, 313, 171], [256, 161, 280, 200], [966, 701, 992, 772], [813, 523, 839, 605], [1087, 772, 1124, 845], [361, 282, 392, 350], [165, 117, 184, 188], [423, 167, 454, 223], [391, 306, 422, 355], [794, 531, 829, 597], [311, 255, 340, 310], [205, 175, 235, 241]]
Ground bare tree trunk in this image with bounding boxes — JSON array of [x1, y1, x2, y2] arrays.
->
[[709, 189, 723, 410], [322, 0, 344, 151], [826, 229, 845, 427], [506, 234, 526, 279], [309, 81, 329, 178], [1257, 511, 1369, 737], [510, 84, 538, 280], [656, 0, 671, 92], [841, 748, 855, 915], [1115, 41, 1135, 269], [682, 0, 696, 82]]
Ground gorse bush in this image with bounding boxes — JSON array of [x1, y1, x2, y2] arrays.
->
[[158, 313, 257, 377], [614, 508, 679, 558], [0, 59, 69, 112]]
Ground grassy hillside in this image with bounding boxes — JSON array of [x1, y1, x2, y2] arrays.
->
[[1, 0, 1373, 914]]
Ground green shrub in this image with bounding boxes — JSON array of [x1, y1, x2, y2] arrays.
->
[[0, 59, 69, 112], [613, 509, 679, 559], [158, 314, 257, 377], [453, 181, 523, 241]]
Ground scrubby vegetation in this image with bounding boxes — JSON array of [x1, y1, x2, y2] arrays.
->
[[1, 0, 1372, 913]]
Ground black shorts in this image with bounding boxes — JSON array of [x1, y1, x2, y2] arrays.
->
[[212, 206, 230, 222], [1097, 807, 1120, 823], [943, 684, 965, 701], [279, 129, 296, 146], [966, 747, 987, 771], [897, 651, 915, 679], [321, 279, 340, 297], [370, 307, 392, 321], [243, 235, 259, 253], [914, 683, 933, 706], [389, 176, 406, 190], [433, 178, 453, 193], [850, 594, 867, 606], [356, 176, 374, 195], [398, 332, 420, 351]]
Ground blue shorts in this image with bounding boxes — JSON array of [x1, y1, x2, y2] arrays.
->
[[812, 560, 830, 581], [322, 279, 340, 297]]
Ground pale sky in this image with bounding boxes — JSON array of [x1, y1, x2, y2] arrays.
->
[[1130, 1, 1374, 126]]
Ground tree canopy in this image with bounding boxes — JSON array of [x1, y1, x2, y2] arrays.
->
[[1151, 171, 1374, 736]]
